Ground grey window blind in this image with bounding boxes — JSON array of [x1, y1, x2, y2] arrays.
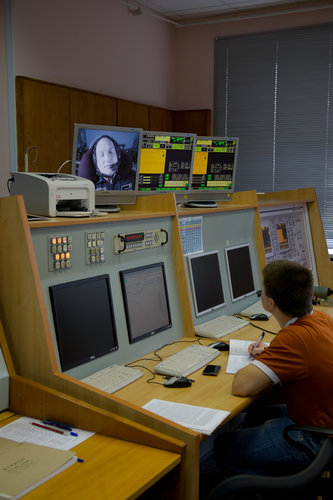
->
[[214, 25, 333, 248]]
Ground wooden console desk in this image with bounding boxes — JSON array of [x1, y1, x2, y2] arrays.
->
[[0, 412, 181, 500], [115, 316, 280, 431]]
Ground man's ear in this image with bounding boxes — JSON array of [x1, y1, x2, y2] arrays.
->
[[266, 296, 276, 312]]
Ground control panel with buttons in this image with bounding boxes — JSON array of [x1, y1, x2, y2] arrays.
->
[[48, 234, 72, 271], [85, 231, 105, 264], [113, 228, 168, 254]]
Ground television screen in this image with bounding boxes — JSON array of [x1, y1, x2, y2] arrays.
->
[[120, 262, 172, 343], [187, 251, 225, 317], [225, 243, 256, 302], [49, 274, 118, 372], [71, 123, 142, 208]]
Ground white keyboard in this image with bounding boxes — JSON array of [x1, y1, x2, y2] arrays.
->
[[239, 300, 271, 318], [154, 344, 220, 377], [81, 365, 143, 394], [194, 315, 249, 339]]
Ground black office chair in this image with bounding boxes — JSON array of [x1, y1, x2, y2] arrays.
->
[[205, 424, 333, 500]]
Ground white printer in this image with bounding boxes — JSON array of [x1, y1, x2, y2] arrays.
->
[[10, 172, 95, 217]]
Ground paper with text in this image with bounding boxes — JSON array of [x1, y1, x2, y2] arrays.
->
[[0, 417, 94, 451], [143, 399, 230, 435], [226, 339, 269, 374]]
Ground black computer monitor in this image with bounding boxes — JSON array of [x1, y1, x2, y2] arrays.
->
[[120, 262, 172, 344], [187, 250, 225, 317], [185, 136, 239, 207], [71, 123, 142, 211], [225, 244, 256, 302], [49, 274, 118, 372], [137, 130, 196, 203]]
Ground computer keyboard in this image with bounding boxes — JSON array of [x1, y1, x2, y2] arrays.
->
[[81, 365, 143, 394], [194, 315, 249, 339], [154, 344, 220, 377], [239, 300, 271, 318]]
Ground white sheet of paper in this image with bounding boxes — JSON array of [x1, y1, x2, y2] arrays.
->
[[0, 416, 94, 451], [143, 399, 230, 435]]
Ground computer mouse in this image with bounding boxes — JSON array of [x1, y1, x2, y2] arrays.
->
[[164, 376, 193, 388], [208, 341, 229, 351], [250, 313, 269, 321]]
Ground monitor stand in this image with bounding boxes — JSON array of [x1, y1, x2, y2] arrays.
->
[[95, 204, 120, 213], [184, 200, 218, 208]]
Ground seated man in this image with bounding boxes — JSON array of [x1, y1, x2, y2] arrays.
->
[[213, 259, 333, 477], [78, 135, 136, 191]]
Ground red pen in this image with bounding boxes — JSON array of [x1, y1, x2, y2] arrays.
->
[[31, 422, 64, 434]]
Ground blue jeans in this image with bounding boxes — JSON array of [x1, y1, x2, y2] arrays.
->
[[213, 405, 323, 476]]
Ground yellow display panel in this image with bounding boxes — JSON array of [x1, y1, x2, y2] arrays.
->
[[139, 149, 166, 174]]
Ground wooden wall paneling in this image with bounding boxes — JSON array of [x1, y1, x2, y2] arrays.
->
[[149, 106, 175, 132], [15, 77, 70, 174], [173, 109, 212, 136], [117, 98, 150, 129], [69, 88, 117, 140]]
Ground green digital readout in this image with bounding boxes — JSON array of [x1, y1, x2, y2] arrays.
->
[[170, 136, 184, 144], [212, 140, 226, 147]]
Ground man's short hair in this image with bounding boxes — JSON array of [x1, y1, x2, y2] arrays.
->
[[263, 260, 313, 317]]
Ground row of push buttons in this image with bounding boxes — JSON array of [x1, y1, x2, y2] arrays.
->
[[86, 232, 105, 263], [50, 235, 72, 270]]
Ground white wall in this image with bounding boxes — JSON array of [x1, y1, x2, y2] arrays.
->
[[12, 0, 176, 107], [1, 0, 333, 197]]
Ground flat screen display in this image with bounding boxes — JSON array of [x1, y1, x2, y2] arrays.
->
[[120, 262, 172, 343], [71, 123, 142, 206], [187, 136, 239, 203], [225, 244, 256, 302], [187, 250, 225, 317], [138, 130, 196, 202], [49, 274, 118, 372]]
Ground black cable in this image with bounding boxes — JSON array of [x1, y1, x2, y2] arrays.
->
[[124, 363, 165, 386], [7, 176, 13, 194], [153, 338, 203, 359], [234, 314, 278, 335]]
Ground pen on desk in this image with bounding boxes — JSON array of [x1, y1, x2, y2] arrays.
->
[[249, 331, 265, 359], [32, 422, 78, 436], [43, 419, 73, 431], [31, 422, 64, 434]]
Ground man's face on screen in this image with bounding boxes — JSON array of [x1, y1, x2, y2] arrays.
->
[[95, 137, 118, 175]]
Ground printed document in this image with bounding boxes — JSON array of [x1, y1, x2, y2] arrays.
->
[[143, 399, 230, 435]]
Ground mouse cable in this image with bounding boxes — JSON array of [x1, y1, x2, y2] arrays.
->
[[125, 356, 161, 365], [233, 314, 278, 335], [125, 363, 165, 386], [153, 338, 204, 359], [249, 322, 277, 335]]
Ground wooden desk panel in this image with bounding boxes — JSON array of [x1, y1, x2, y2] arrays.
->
[[25, 435, 181, 500], [116, 318, 279, 428], [0, 415, 181, 500]]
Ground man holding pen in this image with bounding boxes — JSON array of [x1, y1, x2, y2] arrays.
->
[[213, 259, 333, 478]]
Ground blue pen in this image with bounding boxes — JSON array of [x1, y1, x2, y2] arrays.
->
[[43, 419, 73, 432]]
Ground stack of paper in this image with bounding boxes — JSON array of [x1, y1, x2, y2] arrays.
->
[[143, 399, 230, 435]]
